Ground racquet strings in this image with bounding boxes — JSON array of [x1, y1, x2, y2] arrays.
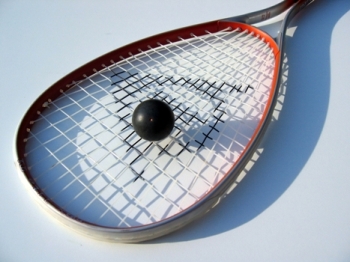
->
[[23, 27, 275, 228]]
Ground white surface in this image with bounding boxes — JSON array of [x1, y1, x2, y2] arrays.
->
[[1, 0, 350, 261]]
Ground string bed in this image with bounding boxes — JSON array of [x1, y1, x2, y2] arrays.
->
[[23, 27, 275, 228]]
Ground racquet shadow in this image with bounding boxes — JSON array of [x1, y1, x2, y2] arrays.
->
[[147, 0, 350, 243]]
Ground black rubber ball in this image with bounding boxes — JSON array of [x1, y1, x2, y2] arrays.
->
[[132, 99, 175, 141]]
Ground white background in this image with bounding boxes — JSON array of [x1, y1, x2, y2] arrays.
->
[[1, 0, 350, 261]]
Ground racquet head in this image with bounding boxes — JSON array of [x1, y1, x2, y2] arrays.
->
[[15, 0, 314, 242]]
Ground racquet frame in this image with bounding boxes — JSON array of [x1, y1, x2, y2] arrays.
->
[[15, 0, 314, 242]]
